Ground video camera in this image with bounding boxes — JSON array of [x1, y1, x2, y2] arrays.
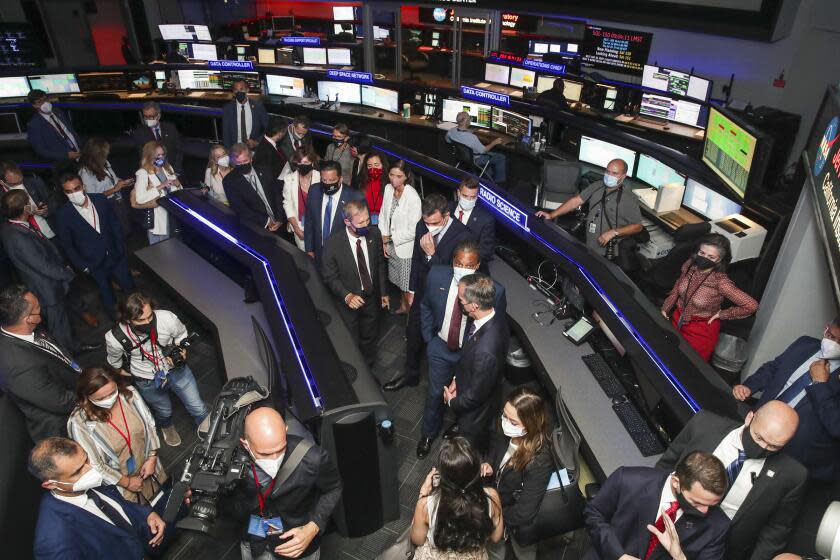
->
[[163, 332, 199, 370], [162, 376, 269, 533]]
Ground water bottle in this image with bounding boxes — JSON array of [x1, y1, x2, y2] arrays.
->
[[334, 93, 340, 111]]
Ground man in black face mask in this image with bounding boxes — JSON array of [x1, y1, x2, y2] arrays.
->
[[303, 160, 364, 264], [656, 401, 807, 560], [222, 79, 269, 149], [583, 451, 730, 560], [223, 143, 284, 233]]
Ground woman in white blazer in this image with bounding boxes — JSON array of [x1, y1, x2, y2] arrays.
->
[[134, 140, 181, 245], [282, 147, 320, 251], [380, 160, 422, 314]]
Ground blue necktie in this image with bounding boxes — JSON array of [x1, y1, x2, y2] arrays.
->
[[464, 320, 476, 343], [86, 490, 134, 533], [322, 194, 333, 245], [776, 371, 813, 404], [726, 449, 747, 485]]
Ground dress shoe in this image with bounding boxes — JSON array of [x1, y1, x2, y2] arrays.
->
[[162, 425, 182, 447], [442, 424, 460, 440], [416, 437, 433, 459], [383, 374, 419, 392], [80, 312, 99, 328], [77, 343, 103, 353]]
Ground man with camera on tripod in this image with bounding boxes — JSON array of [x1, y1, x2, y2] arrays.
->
[[105, 291, 209, 447]]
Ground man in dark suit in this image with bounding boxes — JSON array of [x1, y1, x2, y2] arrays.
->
[[56, 173, 134, 319], [222, 80, 270, 149], [321, 200, 389, 367], [30, 437, 166, 560], [253, 117, 289, 184], [442, 273, 509, 453], [1, 161, 59, 236], [0, 285, 80, 442], [133, 101, 183, 173], [450, 177, 495, 271], [278, 115, 313, 161], [227, 407, 342, 560], [415, 240, 507, 458], [25, 89, 82, 165], [583, 451, 730, 560], [384, 193, 474, 392], [303, 160, 364, 263], [656, 402, 807, 560], [733, 318, 840, 482], [224, 143, 284, 233]]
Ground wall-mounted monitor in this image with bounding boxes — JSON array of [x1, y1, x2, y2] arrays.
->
[[317, 80, 361, 104], [361, 85, 399, 113], [642, 64, 711, 102], [581, 24, 652, 76], [27, 73, 79, 94], [491, 107, 532, 137], [702, 107, 759, 199], [578, 136, 637, 177], [682, 178, 742, 220], [333, 6, 356, 21], [258, 48, 276, 64], [0, 76, 30, 98], [175, 69, 221, 90], [509, 67, 536, 89], [302, 47, 327, 65], [327, 48, 352, 66], [266, 74, 306, 97], [484, 63, 510, 85], [189, 43, 217, 61], [635, 153, 686, 188], [159, 24, 211, 42], [442, 98, 491, 129]]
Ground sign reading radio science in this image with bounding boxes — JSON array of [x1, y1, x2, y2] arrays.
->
[[460, 85, 510, 107], [581, 25, 652, 77], [208, 60, 254, 71], [282, 36, 320, 46], [479, 185, 529, 232], [327, 69, 373, 84]]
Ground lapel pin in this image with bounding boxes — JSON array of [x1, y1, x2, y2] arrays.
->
[[767, 470, 775, 478]]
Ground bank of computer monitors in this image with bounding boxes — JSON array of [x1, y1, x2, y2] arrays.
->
[[266, 75, 305, 97], [636, 153, 685, 188], [0, 76, 30, 98], [642, 64, 711, 102], [491, 108, 532, 137], [327, 48, 352, 66], [317, 80, 361, 104], [442, 98, 491, 129], [534, 76, 583, 102], [176, 69, 221, 90], [302, 47, 327, 65], [682, 178, 742, 220], [77, 72, 126, 92], [578, 136, 637, 177], [159, 24, 211, 41], [484, 63, 510, 85], [27, 73, 79, 94], [509, 67, 536, 89], [258, 48, 276, 64], [361, 85, 399, 113]]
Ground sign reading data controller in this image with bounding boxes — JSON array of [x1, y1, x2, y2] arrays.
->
[[460, 86, 510, 107]]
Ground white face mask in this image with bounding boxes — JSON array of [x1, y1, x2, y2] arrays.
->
[[216, 155, 230, 168], [459, 197, 476, 211], [254, 454, 285, 479], [426, 219, 446, 237], [501, 415, 526, 438], [67, 191, 86, 206], [145, 118, 159, 128], [39, 101, 53, 114], [452, 266, 475, 284], [821, 337, 840, 360], [90, 391, 119, 409], [603, 173, 620, 188], [51, 467, 103, 492]]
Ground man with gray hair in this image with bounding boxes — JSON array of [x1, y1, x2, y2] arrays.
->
[[445, 111, 508, 184], [133, 100, 183, 173], [442, 272, 509, 453], [223, 142, 284, 232]]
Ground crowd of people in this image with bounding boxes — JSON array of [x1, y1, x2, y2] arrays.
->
[[0, 80, 836, 560]]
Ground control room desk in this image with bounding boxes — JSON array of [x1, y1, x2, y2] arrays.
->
[[489, 259, 661, 480]]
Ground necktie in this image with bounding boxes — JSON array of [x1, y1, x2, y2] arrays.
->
[[50, 115, 76, 150], [446, 290, 463, 351], [459, 210, 464, 223], [28, 217, 44, 236], [726, 449, 748, 485], [86, 490, 134, 533], [154, 127, 161, 141], [464, 319, 476, 343], [644, 501, 680, 560], [240, 105, 247, 144], [356, 238, 373, 294], [248, 174, 274, 219], [323, 195, 333, 244], [776, 371, 813, 404]]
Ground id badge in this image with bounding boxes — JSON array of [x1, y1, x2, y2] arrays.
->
[[248, 515, 267, 538], [126, 454, 137, 474], [70, 361, 82, 373], [263, 517, 284, 536], [371, 213, 379, 226], [588, 221, 597, 234], [154, 370, 169, 389]]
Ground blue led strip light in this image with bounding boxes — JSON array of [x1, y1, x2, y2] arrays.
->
[[168, 198, 324, 411]]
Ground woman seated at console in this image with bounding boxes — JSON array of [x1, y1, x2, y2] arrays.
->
[[282, 146, 320, 251], [661, 233, 758, 361], [79, 137, 135, 233], [133, 141, 181, 245], [358, 150, 388, 225], [482, 387, 554, 560], [203, 144, 231, 204], [67, 366, 167, 506]]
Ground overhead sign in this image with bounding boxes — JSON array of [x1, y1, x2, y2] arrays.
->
[[282, 36, 320, 46], [522, 58, 566, 76], [208, 60, 253, 71], [327, 69, 373, 84], [479, 185, 529, 232], [460, 85, 509, 107]]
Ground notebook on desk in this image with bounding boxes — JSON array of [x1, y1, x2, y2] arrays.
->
[[659, 208, 704, 230]]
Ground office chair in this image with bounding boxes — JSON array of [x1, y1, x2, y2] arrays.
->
[[402, 51, 429, 82], [449, 141, 490, 179], [639, 221, 711, 303], [539, 160, 582, 210]]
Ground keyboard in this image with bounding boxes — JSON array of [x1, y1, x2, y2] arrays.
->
[[582, 354, 626, 398], [612, 399, 665, 456]]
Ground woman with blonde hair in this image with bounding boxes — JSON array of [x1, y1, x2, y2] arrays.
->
[[282, 146, 320, 250], [133, 140, 181, 245], [203, 144, 231, 204]]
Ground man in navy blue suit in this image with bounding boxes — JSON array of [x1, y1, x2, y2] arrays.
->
[[25, 90, 82, 165], [222, 79, 269, 149], [733, 317, 840, 482], [304, 160, 364, 264], [583, 451, 730, 560], [449, 177, 495, 271], [415, 239, 506, 458], [30, 437, 166, 559], [55, 173, 134, 319]]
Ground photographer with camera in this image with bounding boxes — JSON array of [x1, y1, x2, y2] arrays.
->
[[105, 292, 209, 447], [536, 158, 642, 265]]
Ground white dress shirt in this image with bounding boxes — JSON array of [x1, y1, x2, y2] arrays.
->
[[346, 227, 371, 291], [775, 350, 840, 407], [52, 489, 133, 526], [235, 101, 253, 144], [455, 204, 473, 225], [320, 186, 343, 235], [654, 475, 684, 524], [712, 426, 766, 519], [437, 277, 467, 345], [105, 310, 187, 379], [73, 199, 100, 234], [472, 309, 496, 335], [7, 184, 55, 238], [1, 327, 35, 343]]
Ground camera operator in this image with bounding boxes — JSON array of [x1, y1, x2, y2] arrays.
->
[[536, 158, 642, 264], [226, 407, 342, 560], [105, 291, 209, 447]]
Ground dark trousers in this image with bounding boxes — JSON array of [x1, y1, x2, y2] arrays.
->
[[422, 337, 461, 438], [41, 301, 74, 352], [337, 293, 380, 366], [89, 255, 135, 318], [404, 294, 425, 379]]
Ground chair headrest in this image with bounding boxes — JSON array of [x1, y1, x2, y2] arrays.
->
[[673, 221, 711, 241]]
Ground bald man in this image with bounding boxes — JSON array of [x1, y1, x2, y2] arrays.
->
[[229, 407, 342, 560], [445, 111, 507, 184], [657, 402, 808, 560]]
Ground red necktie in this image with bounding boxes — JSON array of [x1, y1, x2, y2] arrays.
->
[[446, 289, 463, 351], [644, 501, 679, 560], [459, 210, 464, 223], [28, 215, 42, 233]]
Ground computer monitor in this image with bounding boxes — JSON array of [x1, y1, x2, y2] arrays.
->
[[361, 85, 399, 113], [317, 80, 361, 104], [189, 43, 217, 61], [258, 48, 276, 64], [333, 6, 355, 21], [327, 48, 352, 66], [302, 47, 327, 65], [509, 67, 536, 89], [154, 71, 167, 88], [76, 72, 127, 92], [266, 74, 305, 97], [176, 42, 189, 57], [682, 178, 742, 220], [159, 24, 211, 42], [442, 98, 492, 129], [220, 71, 261, 92], [27, 73, 79, 94], [373, 26, 390, 40], [702, 107, 757, 198], [639, 93, 703, 127], [484, 63, 510, 85], [176, 69, 221, 90], [534, 76, 583, 102], [531, 42, 549, 54], [642, 64, 711, 102], [125, 71, 153, 91], [578, 136, 637, 177], [0, 76, 30, 98], [635, 153, 686, 188], [491, 107, 532, 137]]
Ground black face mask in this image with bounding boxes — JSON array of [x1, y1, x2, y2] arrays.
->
[[132, 315, 156, 336], [322, 181, 340, 196], [676, 488, 708, 518], [741, 426, 773, 460], [238, 162, 253, 175], [235, 91, 248, 103], [693, 254, 716, 270], [297, 164, 313, 176]]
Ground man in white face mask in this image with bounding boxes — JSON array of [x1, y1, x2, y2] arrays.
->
[[450, 177, 496, 271], [734, 316, 840, 482], [30, 437, 166, 558], [25, 89, 82, 162], [132, 101, 183, 173]]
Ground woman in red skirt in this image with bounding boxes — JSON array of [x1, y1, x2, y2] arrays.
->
[[661, 233, 758, 361]]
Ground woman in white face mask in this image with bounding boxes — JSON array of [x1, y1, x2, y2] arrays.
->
[[203, 144, 232, 204], [67, 367, 167, 505], [481, 387, 553, 560]]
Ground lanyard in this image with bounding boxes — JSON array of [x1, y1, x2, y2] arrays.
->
[[83, 203, 98, 231], [125, 325, 160, 368], [251, 463, 277, 517], [8, 220, 45, 239], [106, 397, 132, 452]]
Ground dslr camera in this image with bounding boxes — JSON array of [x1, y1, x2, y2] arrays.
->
[[163, 332, 199, 369]]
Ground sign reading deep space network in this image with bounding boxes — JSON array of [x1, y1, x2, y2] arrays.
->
[[326, 70, 373, 84], [581, 25, 652, 76]]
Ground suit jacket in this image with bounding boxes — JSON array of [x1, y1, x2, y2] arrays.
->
[[321, 226, 387, 300], [33, 485, 153, 560], [253, 136, 288, 183], [26, 109, 82, 162], [486, 434, 554, 529], [409, 218, 474, 296], [450, 200, 496, 267], [2, 175, 59, 231], [223, 166, 284, 230], [132, 120, 183, 173], [303, 184, 365, 259], [55, 194, 125, 272], [224, 435, 343, 557], [656, 410, 807, 560], [743, 335, 840, 481], [421, 264, 507, 344], [222, 98, 269, 148], [0, 331, 79, 442], [0, 221, 73, 305], [583, 467, 729, 560], [278, 128, 313, 161]]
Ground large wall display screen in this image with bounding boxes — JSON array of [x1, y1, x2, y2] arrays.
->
[[581, 25, 652, 76]]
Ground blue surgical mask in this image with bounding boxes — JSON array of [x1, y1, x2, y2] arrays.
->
[[603, 174, 619, 188], [154, 156, 166, 167], [459, 197, 476, 211], [353, 225, 370, 237]]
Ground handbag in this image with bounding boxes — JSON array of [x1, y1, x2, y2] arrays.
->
[[130, 189, 155, 230], [376, 524, 415, 560]]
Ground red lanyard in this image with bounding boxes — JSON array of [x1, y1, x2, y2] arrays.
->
[[106, 396, 131, 452], [125, 325, 160, 368], [251, 463, 277, 517], [85, 203, 98, 231], [8, 220, 45, 239]]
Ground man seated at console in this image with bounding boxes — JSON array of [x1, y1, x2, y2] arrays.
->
[[536, 158, 642, 264], [536, 77, 570, 110], [445, 111, 507, 185]]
